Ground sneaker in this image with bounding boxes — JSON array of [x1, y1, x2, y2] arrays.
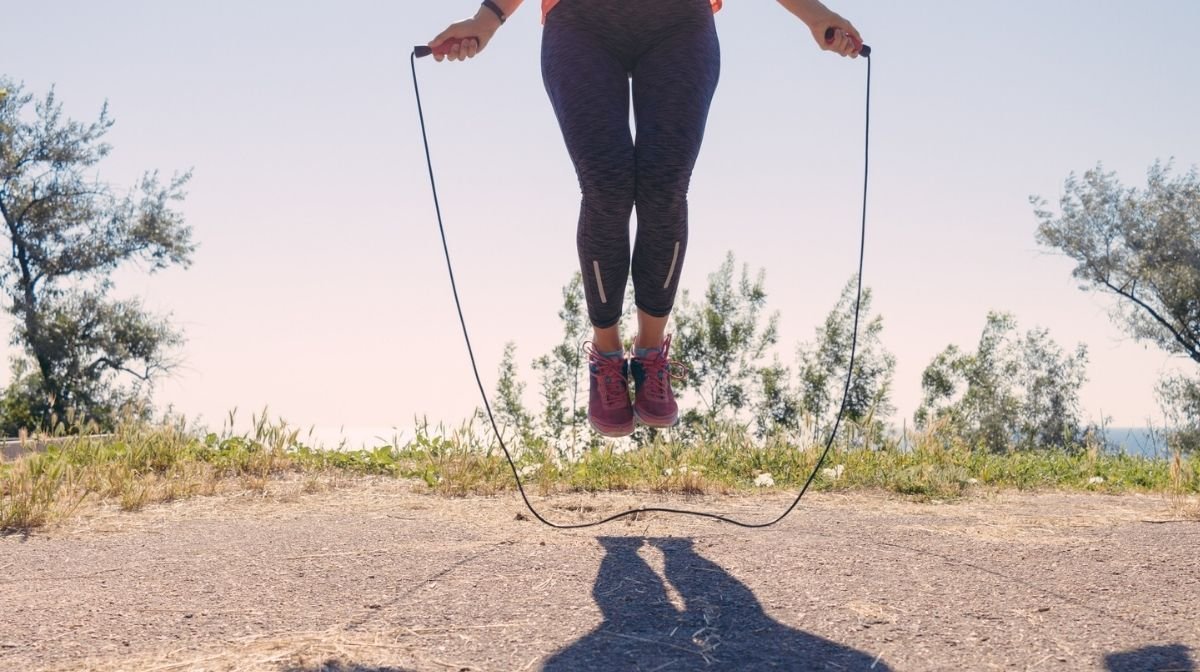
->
[[586, 343, 634, 437], [630, 335, 681, 428]]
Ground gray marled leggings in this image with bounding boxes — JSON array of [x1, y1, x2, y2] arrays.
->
[[542, 0, 721, 328]]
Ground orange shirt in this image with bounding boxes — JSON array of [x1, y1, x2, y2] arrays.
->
[[541, 0, 723, 23]]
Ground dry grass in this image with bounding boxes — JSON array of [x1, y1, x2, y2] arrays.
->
[[4, 415, 1198, 534], [46, 627, 429, 672], [1168, 498, 1200, 520], [0, 416, 307, 532], [1167, 447, 1200, 519]]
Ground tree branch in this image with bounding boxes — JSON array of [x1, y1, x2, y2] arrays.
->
[[85, 356, 154, 382], [1098, 272, 1200, 362]]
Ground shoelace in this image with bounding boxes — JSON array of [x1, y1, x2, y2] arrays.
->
[[586, 345, 628, 409], [634, 337, 687, 402]]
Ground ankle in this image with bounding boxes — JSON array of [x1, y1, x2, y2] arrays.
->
[[592, 329, 621, 354], [633, 345, 660, 360], [632, 334, 664, 357]]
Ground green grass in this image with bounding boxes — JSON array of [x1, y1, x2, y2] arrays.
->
[[2, 416, 1197, 533]]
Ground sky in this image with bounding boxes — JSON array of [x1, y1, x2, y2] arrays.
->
[[2, 1, 1198, 446]]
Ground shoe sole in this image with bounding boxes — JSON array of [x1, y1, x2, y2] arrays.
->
[[589, 417, 635, 438], [633, 408, 679, 429]]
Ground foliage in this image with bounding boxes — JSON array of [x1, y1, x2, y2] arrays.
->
[[1034, 160, 1200, 450], [753, 361, 802, 439], [4, 414, 1195, 532], [0, 78, 193, 432], [916, 312, 1089, 452], [530, 273, 590, 454], [1034, 161, 1200, 364], [0, 358, 52, 436], [672, 252, 778, 430], [795, 277, 895, 446], [1157, 374, 1200, 453], [484, 341, 533, 445]]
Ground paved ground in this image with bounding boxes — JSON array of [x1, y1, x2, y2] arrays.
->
[[1, 478, 1197, 671]]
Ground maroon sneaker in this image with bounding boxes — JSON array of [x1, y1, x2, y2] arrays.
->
[[630, 335, 682, 428], [586, 344, 634, 437]]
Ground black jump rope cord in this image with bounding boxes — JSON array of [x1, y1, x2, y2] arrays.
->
[[410, 44, 871, 529]]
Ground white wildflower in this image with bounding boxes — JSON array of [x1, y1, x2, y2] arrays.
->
[[754, 473, 775, 488], [519, 463, 542, 478], [821, 464, 846, 481], [1088, 476, 1105, 485], [967, 478, 980, 485], [663, 468, 675, 477]]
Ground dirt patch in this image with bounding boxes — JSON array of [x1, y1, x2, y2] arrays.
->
[[2, 478, 1197, 671]]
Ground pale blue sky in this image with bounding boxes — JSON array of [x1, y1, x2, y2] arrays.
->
[[3, 1, 1198, 443]]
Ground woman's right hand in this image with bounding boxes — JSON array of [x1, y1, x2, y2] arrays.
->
[[806, 8, 863, 58], [779, 0, 864, 58], [428, 12, 502, 62]]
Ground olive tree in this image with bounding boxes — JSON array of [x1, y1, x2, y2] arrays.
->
[[0, 79, 193, 432]]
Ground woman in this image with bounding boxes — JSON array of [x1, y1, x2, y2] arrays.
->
[[428, 0, 864, 437]]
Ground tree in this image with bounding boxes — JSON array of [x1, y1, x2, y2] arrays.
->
[[0, 357, 50, 434], [484, 341, 532, 446], [1033, 161, 1200, 364], [796, 277, 895, 446], [0, 79, 194, 432], [752, 360, 801, 440], [916, 312, 1089, 452], [1157, 374, 1200, 453], [531, 273, 589, 450], [671, 252, 778, 428]]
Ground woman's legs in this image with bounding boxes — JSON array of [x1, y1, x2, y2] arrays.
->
[[542, 0, 720, 433], [626, 8, 720, 426], [542, 10, 638, 435], [630, 10, 721, 331], [541, 13, 635, 334]]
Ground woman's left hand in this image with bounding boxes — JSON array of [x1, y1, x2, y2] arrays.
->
[[808, 11, 863, 58]]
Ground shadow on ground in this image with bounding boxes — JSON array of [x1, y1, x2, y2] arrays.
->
[[544, 536, 890, 671], [1105, 644, 1195, 671]]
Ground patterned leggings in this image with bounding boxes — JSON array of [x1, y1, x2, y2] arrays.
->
[[542, 0, 721, 328]]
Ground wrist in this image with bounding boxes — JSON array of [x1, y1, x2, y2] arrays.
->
[[786, 0, 831, 27], [476, 1, 505, 29], [474, 8, 502, 33]]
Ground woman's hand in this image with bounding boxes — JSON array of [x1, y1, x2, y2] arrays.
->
[[428, 11, 502, 62], [778, 0, 865, 57], [807, 9, 863, 58]]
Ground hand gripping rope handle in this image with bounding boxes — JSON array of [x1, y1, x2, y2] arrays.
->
[[410, 35, 872, 529], [414, 37, 476, 59]]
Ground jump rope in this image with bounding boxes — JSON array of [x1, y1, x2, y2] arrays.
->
[[411, 28, 872, 529]]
